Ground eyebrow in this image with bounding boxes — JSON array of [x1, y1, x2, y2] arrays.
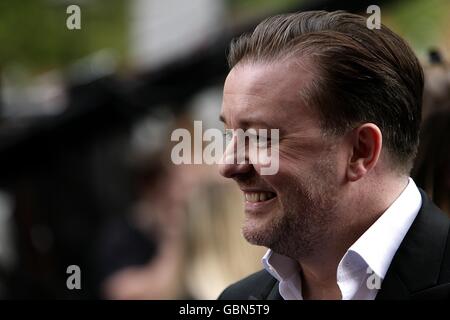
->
[[219, 113, 273, 129]]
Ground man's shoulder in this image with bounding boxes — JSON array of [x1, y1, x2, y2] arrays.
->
[[218, 270, 279, 300], [377, 189, 450, 299]]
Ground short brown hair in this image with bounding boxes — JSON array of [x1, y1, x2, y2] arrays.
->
[[228, 11, 424, 172]]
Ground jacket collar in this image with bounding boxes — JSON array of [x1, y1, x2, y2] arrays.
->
[[375, 189, 449, 299]]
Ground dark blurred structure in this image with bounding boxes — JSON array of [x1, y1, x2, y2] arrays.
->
[[0, 77, 136, 298], [0, 14, 232, 297]]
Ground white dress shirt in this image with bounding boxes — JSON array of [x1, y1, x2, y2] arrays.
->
[[262, 177, 422, 300]]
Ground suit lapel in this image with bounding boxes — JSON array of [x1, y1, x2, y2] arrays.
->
[[376, 189, 450, 299], [266, 281, 283, 300], [248, 273, 283, 300]]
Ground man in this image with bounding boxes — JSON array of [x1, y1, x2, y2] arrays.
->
[[218, 11, 450, 300]]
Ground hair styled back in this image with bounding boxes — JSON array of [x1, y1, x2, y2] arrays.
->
[[228, 11, 424, 173]]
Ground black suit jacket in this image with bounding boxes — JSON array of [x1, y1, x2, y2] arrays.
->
[[218, 189, 450, 300]]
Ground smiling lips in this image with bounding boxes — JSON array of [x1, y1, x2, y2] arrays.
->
[[244, 191, 277, 203]]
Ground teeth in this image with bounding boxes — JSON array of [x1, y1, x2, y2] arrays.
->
[[245, 192, 275, 203]]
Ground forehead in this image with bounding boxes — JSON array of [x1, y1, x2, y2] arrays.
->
[[221, 61, 318, 128]]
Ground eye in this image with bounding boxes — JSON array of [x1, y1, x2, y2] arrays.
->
[[256, 135, 271, 148], [223, 129, 234, 145]]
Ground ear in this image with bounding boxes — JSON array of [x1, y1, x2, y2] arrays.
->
[[346, 123, 382, 181]]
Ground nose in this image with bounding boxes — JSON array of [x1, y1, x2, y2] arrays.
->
[[219, 136, 253, 178], [219, 161, 253, 179]]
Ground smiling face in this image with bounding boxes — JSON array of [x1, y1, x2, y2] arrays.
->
[[219, 61, 348, 259]]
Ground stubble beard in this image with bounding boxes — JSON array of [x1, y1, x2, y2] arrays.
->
[[242, 158, 340, 260]]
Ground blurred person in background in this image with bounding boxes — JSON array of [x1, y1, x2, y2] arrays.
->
[[412, 50, 450, 215], [218, 11, 450, 300], [100, 112, 266, 300], [99, 157, 188, 300], [421, 50, 450, 120]]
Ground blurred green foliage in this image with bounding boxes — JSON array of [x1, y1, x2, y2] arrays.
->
[[385, 0, 450, 57], [0, 0, 448, 73], [0, 0, 127, 73]]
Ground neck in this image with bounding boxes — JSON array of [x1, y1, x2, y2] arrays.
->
[[298, 175, 409, 299]]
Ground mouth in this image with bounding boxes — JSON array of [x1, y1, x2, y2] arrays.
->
[[244, 191, 277, 203], [242, 189, 277, 214]]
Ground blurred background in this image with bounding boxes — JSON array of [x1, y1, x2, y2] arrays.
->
[[0, 0, 448, 299]]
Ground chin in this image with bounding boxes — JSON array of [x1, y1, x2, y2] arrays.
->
[[242, 217, 278, 247]]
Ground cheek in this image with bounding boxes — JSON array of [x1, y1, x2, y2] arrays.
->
[[255, 158, 306, 192], [334, 148, 350, 179], [277, 150, 315, 181], [276, 146, 323, 180]]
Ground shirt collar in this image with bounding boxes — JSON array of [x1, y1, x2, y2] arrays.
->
[[346, 177, 422, 278], [262, 249, 298, 282], [262, 249, 303, 299]]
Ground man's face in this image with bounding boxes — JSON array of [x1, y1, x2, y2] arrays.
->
[[219, 61, 347, 259]]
